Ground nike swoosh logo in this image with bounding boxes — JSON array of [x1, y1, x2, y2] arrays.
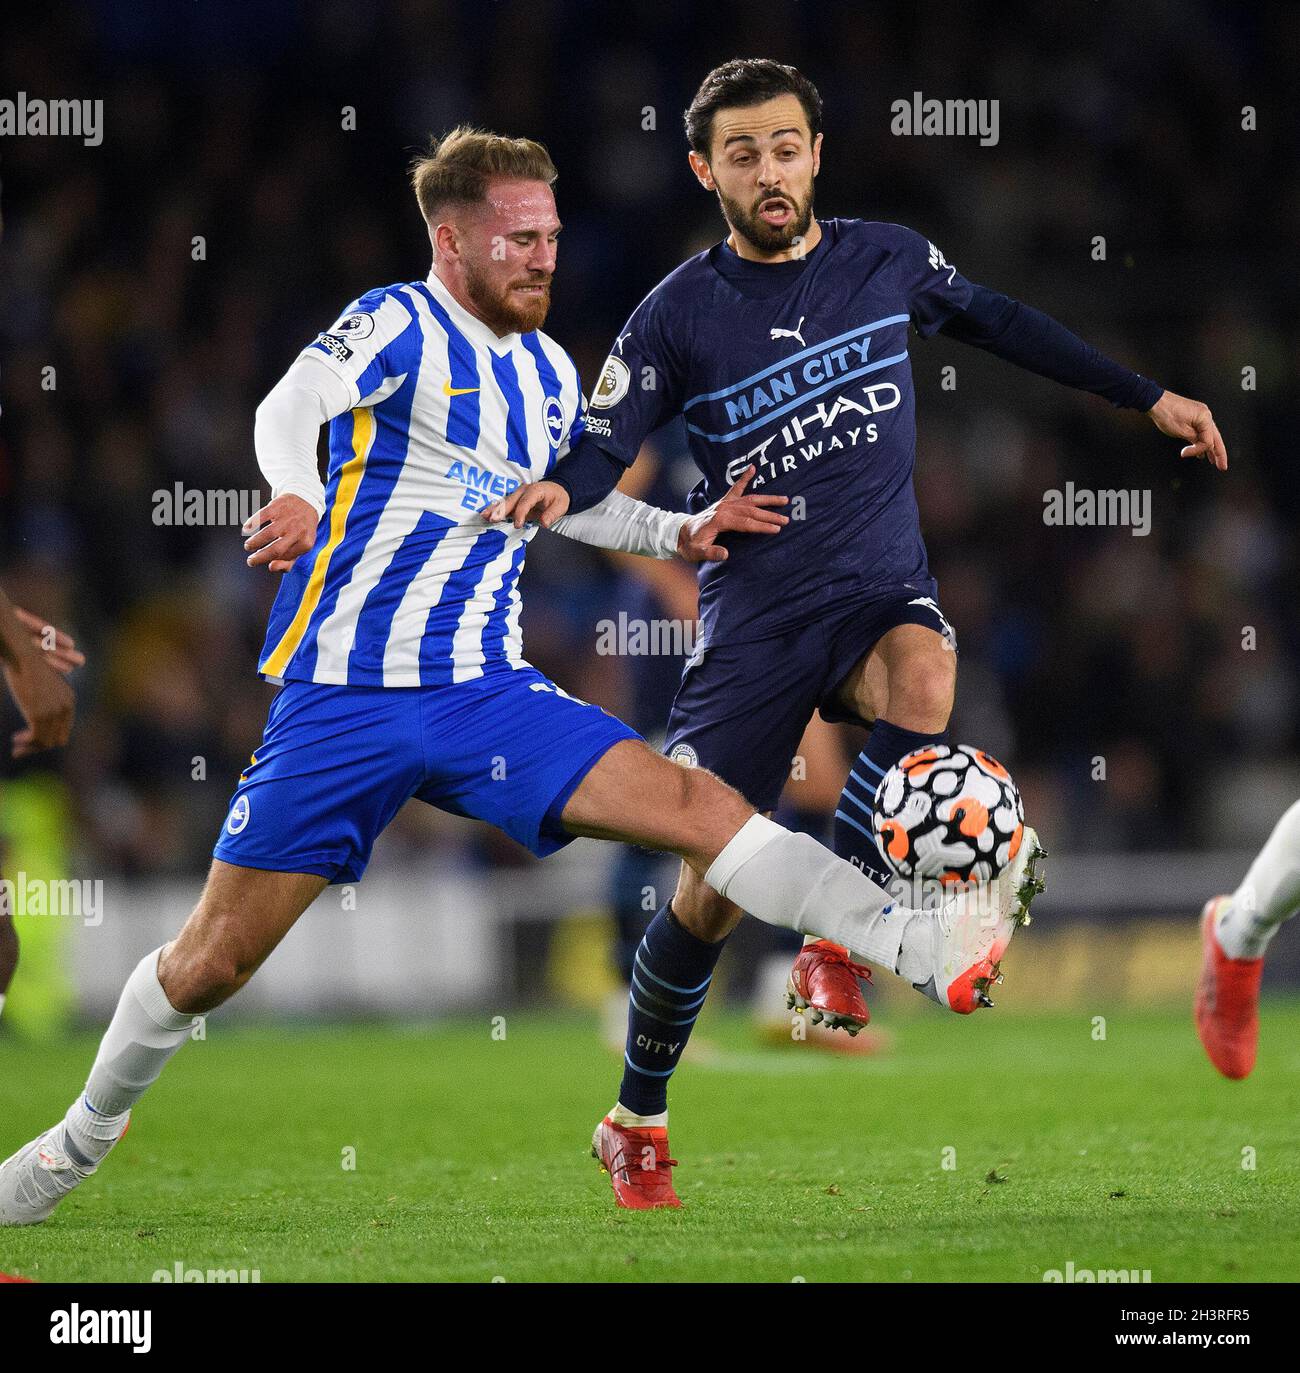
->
[[443, 380, 480, 397]]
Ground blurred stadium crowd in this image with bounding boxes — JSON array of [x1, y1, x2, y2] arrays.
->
[[1, 0, 1297, 881]]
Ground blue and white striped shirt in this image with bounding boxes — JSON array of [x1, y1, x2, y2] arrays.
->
[[258, 271, 586, 687]]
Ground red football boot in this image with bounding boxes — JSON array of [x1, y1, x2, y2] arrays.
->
[[591, 1116, 681, 1210], [786, 939, 872, 1034], [1195, 896, 1264, 1080]]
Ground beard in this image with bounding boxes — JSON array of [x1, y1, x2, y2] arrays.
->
[[464, 260, 552, 335], [718, 184, 815, 256]]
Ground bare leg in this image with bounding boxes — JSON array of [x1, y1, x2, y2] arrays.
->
[[834, 621, 956, 732], [561, 740, 754, 875], [158, 860, 328, 1013], [562, 739, 898, 956], [0, 860, 330, 1225], [671, 861, 744, 942]]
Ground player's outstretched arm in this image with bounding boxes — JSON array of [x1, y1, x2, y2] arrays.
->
[[242, 355, 341, 574], [486, 467, 789, 563], [937, 283, 1226, 470], [0, 588, 79, 758]]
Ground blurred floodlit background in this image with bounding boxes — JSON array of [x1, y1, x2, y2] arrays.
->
[[1, 0, 1297, 1033]]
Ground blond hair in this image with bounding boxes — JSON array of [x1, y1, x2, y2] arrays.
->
[[409, 125, 557, 223]]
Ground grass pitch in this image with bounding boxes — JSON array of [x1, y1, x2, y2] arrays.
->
[[2, 1003, 1298, 1283]]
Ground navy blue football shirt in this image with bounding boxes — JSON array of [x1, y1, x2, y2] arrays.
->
[[580, 219, 973, 646]]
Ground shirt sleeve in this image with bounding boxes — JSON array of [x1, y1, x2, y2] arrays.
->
[[548, 291, 686, 513], [253, 354, 351, 516], [939, 285, 1165, 410], [889, 224, 976, 338], [550, 490, 690, 559], [548, 439, 627, 512], [299, 287, 421, 409], [577, 291, 687, 466]]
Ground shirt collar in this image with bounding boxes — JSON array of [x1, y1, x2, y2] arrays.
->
[[425, 269, 521, 354]]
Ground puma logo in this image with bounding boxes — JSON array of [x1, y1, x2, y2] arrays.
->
[[770, 315, 806, 347]]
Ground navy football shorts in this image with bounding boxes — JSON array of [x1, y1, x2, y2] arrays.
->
[[663, 585, 956, 812], [214, 668, 641, 882]]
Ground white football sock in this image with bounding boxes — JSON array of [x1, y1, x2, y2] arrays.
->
[[0, 991, 6, 1020], [63, 945, 194, 1162], [1216, 800, 1300, 960], [704, 815, 911, 971]]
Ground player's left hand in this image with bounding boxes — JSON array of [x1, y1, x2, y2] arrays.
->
[[1148, 391, 1227, 471], [676, 465, 790, 563]]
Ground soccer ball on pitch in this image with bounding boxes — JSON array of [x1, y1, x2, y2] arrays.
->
[[873, 743, 1025, 884]]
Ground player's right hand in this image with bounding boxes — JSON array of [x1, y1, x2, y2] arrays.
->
[[243, 494, 321, 573], [11, 607, 86, 675], [483, 480, 571, 529], [3, 650, 76, 758]]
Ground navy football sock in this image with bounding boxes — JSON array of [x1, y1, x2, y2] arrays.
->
[[834, 719, 950, 888], [618, 903, 726, 1117]]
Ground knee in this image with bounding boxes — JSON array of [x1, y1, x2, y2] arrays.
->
[[886, 652, 956, 730], [682, 766, 750, 829], [655, 762, 742, 842], [158, 934, 249, 1014]]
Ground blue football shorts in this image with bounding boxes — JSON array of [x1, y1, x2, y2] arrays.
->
[[213, 667, 641, 882]]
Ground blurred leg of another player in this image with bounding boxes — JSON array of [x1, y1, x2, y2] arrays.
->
[[1196, 799, 1300, 1080], [0, 874, 16, 1022], [753, 715, 890, 1056], [0, 592, 83, 1024]]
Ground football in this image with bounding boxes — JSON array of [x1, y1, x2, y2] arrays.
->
[[873, 743, 1025, 884]]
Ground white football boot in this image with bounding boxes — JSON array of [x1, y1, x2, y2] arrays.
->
[[912, 827, 1046, 1013], [0, 1116, 127, 1226]]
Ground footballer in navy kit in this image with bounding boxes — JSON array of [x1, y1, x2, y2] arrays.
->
[[489, 59, 1225, 1195]]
